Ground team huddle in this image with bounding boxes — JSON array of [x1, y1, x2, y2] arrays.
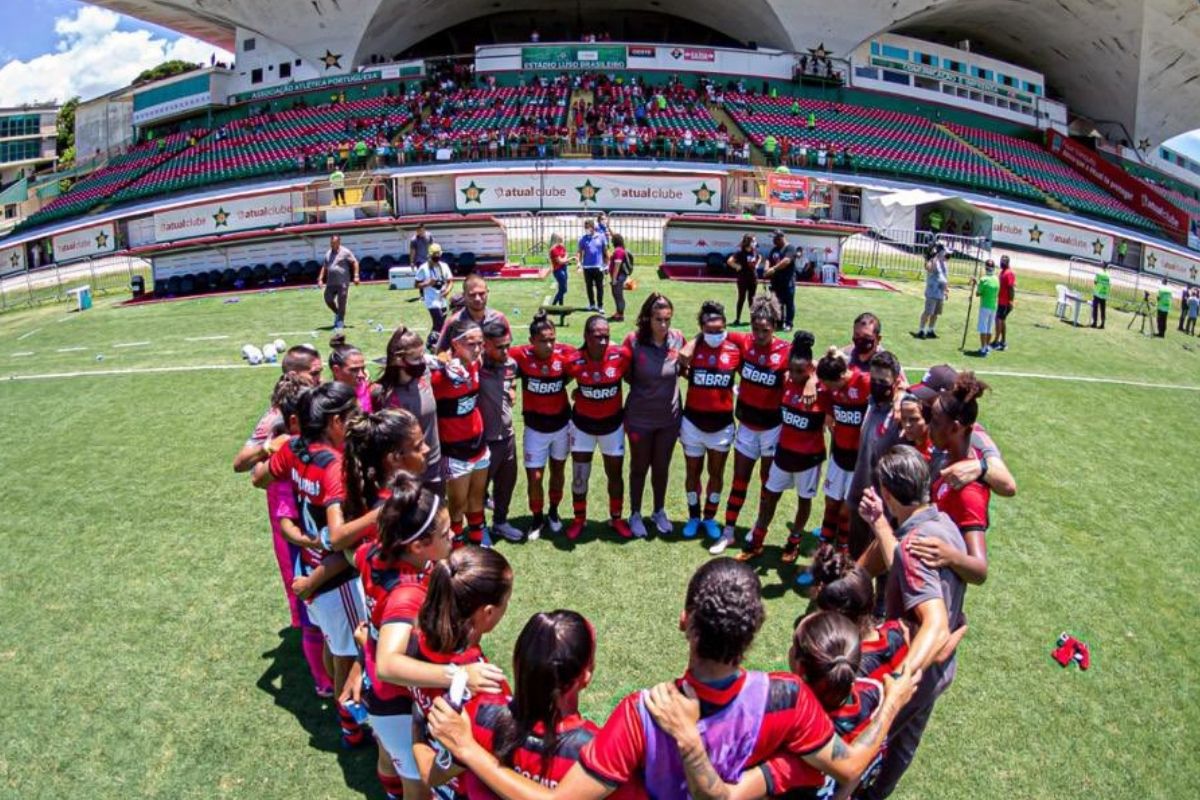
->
[[232, 272, 1017, 800]]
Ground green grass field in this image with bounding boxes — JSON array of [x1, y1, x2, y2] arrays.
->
[[1, 270, 1198, 799]]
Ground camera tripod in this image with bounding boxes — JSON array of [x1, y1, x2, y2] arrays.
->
[[1127, 295, 1155, 336]]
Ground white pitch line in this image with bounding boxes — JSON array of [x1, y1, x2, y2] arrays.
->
[[56, 346, 86, 353], [10, 351, 34, 357], [267, 331, 318, 337], [112, 341, 151, 349], [907, 365, 1200, 393], [5, 363, 257, 381], [16, 328, 40, 341], [184, 335, 231, 342]]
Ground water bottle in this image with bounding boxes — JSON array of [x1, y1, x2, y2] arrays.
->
[[433, 668, 470, 770]]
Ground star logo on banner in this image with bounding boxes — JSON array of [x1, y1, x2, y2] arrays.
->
[[9, 252, 19, 267], [692, 182, 716, 206], [1190, 266, 1198, 281], [321, 50, 342, 70], [1028, 224, 1043, 243], [1137, 138, 1152, 153], [576, 179, 600, 203], [460, 181, 485, 205], [809, 43, 831, 59], [670, 48, 683, 60], [95, 230, 108, 249], [213, 207, 230, 227], [1092, 238, 1105, 256], [1146, 253, 1157, 269]]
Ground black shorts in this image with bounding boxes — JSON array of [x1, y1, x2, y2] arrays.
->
[[997, 304, 1013, 320]]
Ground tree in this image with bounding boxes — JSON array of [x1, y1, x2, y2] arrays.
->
[[56, 96, 80, 169], [133, 60, 200, 86]]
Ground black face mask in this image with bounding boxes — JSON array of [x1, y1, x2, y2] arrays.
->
[[870, 379, 893, 403], [402, 361, 427, 379], [854, 337, 876, 354]]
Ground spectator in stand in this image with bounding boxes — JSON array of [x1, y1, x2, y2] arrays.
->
[[765, 229, 797, 331], [994, 254, 1015, 350], [763, 133, 779, 166], [530, 28, 540, 42], [329, 165, 347, 205]]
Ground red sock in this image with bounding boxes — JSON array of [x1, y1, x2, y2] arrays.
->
[[451, 520, 466, 549], [529, 497, 544, 516], [301, 625, 333, 694], [548, 488, 563, 511], [724, 477, 749, 527], [820, 505, 839, 540], [702, 487, 720, 521], [572, 496, 588, 521], [337, 703, 364, 740], [608, 495, 622, 520], [748, 525, 767, 549], [378, 770, 406, 800], [466, 511, 485, 544]]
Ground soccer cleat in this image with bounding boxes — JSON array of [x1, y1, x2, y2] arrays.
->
[[1051, 632, 1078, 667], [1072, 640, 1092, 671], [702, 519, 721, 540], [735, 544, 765, 562], [493, 522, 524, 543], [565, 518, 586, 541], [682, 518, 701, 539], [926, 331, 938, 339], [609, 518, 634, 539], [547, 509, 564, 533], [628, 513, 648, 538], [651, 510, 673, 535], [526, 518, 544, 542], [914, 330, 926, 339], [708, 532, 735, 555], [781, 537, 801, 565]]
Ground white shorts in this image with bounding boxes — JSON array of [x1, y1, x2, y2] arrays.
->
[[978, 307, 997, 335], [569, 421, 625, 457], [524, 426, 570, 468], [680, 418, 736, 458], [766, 462, 822, 499], [823, 461, 854, 502], [369, 712, 419, 780], [446, 450, 490, 479], [306, 579, 367, 658], [734, 424, 781, 460]]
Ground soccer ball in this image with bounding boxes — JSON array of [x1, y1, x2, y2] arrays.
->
[[242, 344, 264, 365]]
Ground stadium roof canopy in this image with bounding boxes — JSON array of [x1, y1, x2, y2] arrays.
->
[[94, 0, 1200, 146]]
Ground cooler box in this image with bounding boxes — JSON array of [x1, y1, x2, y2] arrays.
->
[[68, 285, 93, 311], [388, 266, 416, 290]]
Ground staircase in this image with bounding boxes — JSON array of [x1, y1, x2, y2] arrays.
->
[[709, 103, 766, 166], [561, 88, 594, 158], [937, 123, 1071, 213]]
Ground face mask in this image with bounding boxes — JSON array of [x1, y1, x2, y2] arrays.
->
[[402, 361, 427, 378], [854, 337, 876, 354], [703, 332, 727, 348], [870, 379, 893, 403]]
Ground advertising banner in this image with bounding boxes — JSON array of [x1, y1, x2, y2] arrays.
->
[[1143, 245, 1200, 285], [52, 222, 116, 262], [988, 208, 1113, 261], [153, 191, 302, 242], [1046, 131, 1189, 242], [765, 174, 830, 210], [521, 45, 626, 70], [662, 222, 843, 265], [670, 47, 715, 62], [232, 70, 383, 103], [454, 172, 722, 212], [0, 243, 26, 273]]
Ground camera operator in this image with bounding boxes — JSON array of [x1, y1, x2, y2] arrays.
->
[[415, 243, 454, 349], [916, 239, 949, 339]]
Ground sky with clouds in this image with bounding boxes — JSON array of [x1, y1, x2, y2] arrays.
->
[[0, 1, 1197, 163]]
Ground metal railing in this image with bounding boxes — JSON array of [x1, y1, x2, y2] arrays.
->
[[1066, 257, 1146, 311], [0, 254, 150, 312], [840, 228, 989, 281], [494, 212, 668, 268]]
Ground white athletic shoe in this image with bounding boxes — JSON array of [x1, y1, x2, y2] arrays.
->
[[547, 509, 564, 533], [708, 532, 735, 555], [651, 509, 673, 535], [628, 513, 648, 538], [493, 522, 524, 542]]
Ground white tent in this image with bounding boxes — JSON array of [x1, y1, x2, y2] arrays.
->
[[861, 188, 993, 240]]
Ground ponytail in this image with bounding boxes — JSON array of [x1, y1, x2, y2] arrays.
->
[[937, 370, 989, 428], [419, 547, 513, 654], [342, 409, 422, 520], [375, 472, 442, 561], [815, 566, 876, 637], [789, 329, 815, 364], [793, 611, 861, 711], [296, 381, 356, 453], [815, 345, 848, 382]]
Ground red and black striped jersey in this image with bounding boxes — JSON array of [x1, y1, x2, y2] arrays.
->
[[729, 333, 790, 430], [567, 345, 631, 436], [828, 370, 871, 470], [683, 338, 743, 432], [510, 343, 575, 433], [431, 359, 486, 461], [405, 630, 509, 720], [859, 619, 908, 682], [775, 378, 829, 473], [932, 447, 991, 535], [463, 698, 642, 799], [267, 439, 353, 597], [356, 544, 429, 712]]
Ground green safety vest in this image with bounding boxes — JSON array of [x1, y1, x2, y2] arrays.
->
[[928, 210, 944, 230], [354, 141, 368, 156], [1157, 288, 1172, 312], [330, 170, 345, 188], [807, 113, 816, 128], [1093, 272, 1110, 300], [763, 135, 777, 153]]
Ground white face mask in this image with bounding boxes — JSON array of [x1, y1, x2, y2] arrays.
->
[[703, 332, 727, 348]]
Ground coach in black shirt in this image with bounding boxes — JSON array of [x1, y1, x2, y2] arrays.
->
[[765, 229, 797, 330]]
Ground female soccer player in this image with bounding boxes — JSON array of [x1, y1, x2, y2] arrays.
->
[[712, 296, 789, 555], [813, 556, 910, 682], [678, 300, 743, 540], [432, 317, 490, 545], [916, 372, 993, 585], [254, 381, 369, 747], [737, 331, 826, 563], [374, 326, 444, 494], [357, 472, 454, 800], [564, 315, 632, 540], [509, 310, 575, 539], [329, 333, 374, 412], [817, 346, 870, 550], [897, 392, 933, 459], [623, 292, 685, 538]]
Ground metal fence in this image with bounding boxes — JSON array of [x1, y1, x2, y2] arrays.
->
[[840, 228, 989, 281], [0, 254, 151, 312], [494, 212, 668, 267], [1065, 257, 1148, 311]]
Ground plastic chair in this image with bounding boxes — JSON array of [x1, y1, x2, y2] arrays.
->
[[1054, 284, 1069, 318]]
